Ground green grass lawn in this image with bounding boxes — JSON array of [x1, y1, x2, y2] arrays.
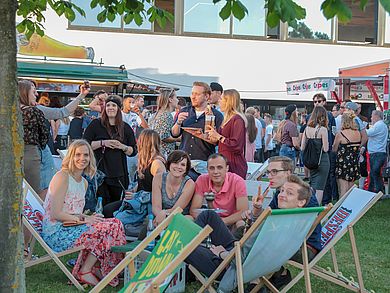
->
[[26, 199, 390, 293]]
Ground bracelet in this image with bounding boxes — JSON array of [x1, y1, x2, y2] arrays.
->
[[123, 146, 129, 153], [218, 251, 224, 259], [218, 135, 224, 142], [100, 140, 103, 147], [176, 121, 182, 127]]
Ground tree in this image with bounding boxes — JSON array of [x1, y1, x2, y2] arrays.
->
[[289, 22, 330, 40], [2, 0, 390, 292]]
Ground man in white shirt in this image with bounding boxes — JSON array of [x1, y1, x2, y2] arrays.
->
[[366, 110, 388, 193], [264, 113, 275, 160]]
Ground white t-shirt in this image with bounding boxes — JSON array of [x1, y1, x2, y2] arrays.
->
[[264, 124, 274, 150], [122, 111, 142, 133]]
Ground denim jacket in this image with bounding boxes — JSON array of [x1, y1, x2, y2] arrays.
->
[[114, 190, 151, 225]]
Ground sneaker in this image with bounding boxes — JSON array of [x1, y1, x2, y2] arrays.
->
[[270, 268, 292, 289], [66, 258, 77, 268]]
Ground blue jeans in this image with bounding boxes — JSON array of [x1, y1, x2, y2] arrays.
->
[[279, 144, 296, 163], [369, 152, 387, 193]]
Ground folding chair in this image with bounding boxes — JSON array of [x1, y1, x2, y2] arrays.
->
[[247, 159, 269, 181], [245, 180, 273, 209], [190, 205, 330, 293], [22, 180, 85, 291], [91, 207, 212, 293], [285, 187, 383, 293]]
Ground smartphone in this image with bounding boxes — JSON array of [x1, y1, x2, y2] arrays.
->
[[83, 80, 90, 90]]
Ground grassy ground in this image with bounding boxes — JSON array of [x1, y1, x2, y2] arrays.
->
[[26, 199, 390, 293]]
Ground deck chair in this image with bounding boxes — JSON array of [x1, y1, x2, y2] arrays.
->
[[91, 207, 212, 293], [284, 187, 383, 293], [247, 159, 269, 180], [22, 179, 85, 291], [190, 205, 329, 293], [245, 180, 273, 209]]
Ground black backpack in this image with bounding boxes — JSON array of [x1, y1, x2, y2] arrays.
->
[[303, 128, 323, 170]]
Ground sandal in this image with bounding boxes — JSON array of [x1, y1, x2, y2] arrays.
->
[[77, 271, 99, 286]]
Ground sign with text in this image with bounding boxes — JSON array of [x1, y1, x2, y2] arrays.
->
[[321, 188, 376, 247], [286, 79, 335, 95], [121, 214, 201, 292]]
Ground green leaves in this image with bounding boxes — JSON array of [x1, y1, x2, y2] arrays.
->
[[380, 0, 390, 12], [321, 0, 352, 23], [219, 0, 248, 21], [266, 0, 306, 28]]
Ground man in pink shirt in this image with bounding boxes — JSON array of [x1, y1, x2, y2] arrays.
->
[[190, 153, 249, 227]]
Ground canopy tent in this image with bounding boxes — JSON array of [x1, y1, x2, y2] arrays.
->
[[286, 60, 390, 111]]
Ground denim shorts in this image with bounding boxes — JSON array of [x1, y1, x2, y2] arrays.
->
[[40, 145, 56, 190], [279, 144, 296, 162]]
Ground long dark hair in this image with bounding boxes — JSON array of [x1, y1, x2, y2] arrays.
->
[[308, 105, 328, 128], [100, 95, 125, 142], [245, 114, 257, 143]]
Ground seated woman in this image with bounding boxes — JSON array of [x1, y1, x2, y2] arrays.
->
[[41, 140, 126, 287], [103, 129, 166, 218], [152, 150, 195, 225]]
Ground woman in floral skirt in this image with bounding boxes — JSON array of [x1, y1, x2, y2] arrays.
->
[[41, 139, 126, 287]]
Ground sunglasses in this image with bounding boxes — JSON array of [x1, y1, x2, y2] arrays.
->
[[313, 100, 324, 104]]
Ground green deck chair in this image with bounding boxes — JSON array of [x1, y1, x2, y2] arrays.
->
[[91, 207, 212, 293], [190, 206, 329, 293]]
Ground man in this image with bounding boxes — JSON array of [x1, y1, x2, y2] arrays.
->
[[335, 98, 351, 133], [134, 95, 145, 112], [246, 107, 265, 163], [310, 93, 337, 205], [264, 113, 275, 160], [332, 104, 340, 118], [122, 95, 148, 135], [88, 90, 108, 115], [186, 169, 320, 286], [190, 153, 249, 227], [366, 110, 388, 193], [209, 82, 223, 113], [171, 81, 223, 160], [356, 102, 369, 124]]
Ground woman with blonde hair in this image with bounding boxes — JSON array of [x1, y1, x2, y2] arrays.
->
[[206, 89, 248, 179], [301, 105, 330, 204], [103, 129, 166, 218], [41, 140, 126, 287], [333, 112, 361, 197], [149, 89, 179, 157]]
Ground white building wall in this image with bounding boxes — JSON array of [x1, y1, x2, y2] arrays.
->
[[28, 9, 390, 101]]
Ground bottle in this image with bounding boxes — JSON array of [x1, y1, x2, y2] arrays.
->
[[95, 197, 103, 216], [205, 104, 215, 137], [146, 214, 156, 250]]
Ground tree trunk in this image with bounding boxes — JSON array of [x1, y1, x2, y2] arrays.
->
[[0, 1, 25, 292]]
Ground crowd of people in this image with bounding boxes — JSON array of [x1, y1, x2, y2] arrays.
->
[[19, 78, 388, 290]]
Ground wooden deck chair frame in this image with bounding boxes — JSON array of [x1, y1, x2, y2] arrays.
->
[[283, 187, 383, 293], [91, 207, 212, 293], [189, 205, 331, 293], [23, 179, 86, 291]]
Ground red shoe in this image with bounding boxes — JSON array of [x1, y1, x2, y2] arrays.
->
[[77, 271, 99, 286]]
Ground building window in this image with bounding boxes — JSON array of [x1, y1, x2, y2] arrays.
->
[[183, 0, 229, 34], [288, 0, 332, 40], [71, 0, 121, 28], [338, 0, 378, 44], [385, 11, 390, 43], [154, 0, 175, 33], [232, 0, 266, 36]]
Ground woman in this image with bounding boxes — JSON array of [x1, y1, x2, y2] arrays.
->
[[103, 129, 166, 218], [41, 140, 126, 286], [53, 117, 70, 151], [83, 95, 137, 205], [206, 89, 247, 179], [149, 89, 179, 158], [333, 112, 361, 197], [301, 106, 330, 204], [279, 104, 300, 163], [19, 80, 49, 194], [152, 150, 195, 225], [245, 114, 257, 162]]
